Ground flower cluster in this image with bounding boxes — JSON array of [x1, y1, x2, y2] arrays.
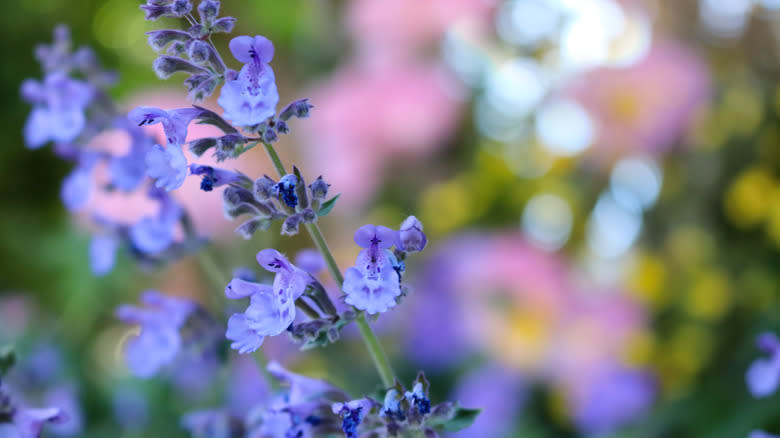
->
[[220, 168, 336, 239], [20, 26, 198, 277], [20, 1, 479, 437]]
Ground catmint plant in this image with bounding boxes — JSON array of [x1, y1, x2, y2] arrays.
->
[[17, 1, 479, 436]]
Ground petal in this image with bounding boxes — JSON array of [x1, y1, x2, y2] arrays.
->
[[353, 225, 378, 248], [226, 314, 265, 354], [24, 107, 53, 149], [225, 278, 272, 299], [128, 106, 167, 126], [60, 165, 93, 212], [228, 36, 255, 64], [256, 249, 290, 273], [89, 234, 118, 276], [746, 357, 780, 398]]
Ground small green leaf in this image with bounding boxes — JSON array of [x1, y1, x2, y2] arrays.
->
[[317, 194, 340, 217], [437, 407, 481, 432], [0, 345, 15, 377]]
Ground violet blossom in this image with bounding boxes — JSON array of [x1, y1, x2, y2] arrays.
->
[[224, 249, 311, 353], [746, 332, 780, 398], [115, 290, 196, 378], [218, 35, 280, 127], [342, 225, 402, 314]]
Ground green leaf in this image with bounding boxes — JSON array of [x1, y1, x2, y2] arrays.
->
[[0, 345, 15, 377], [438, 407, 481, 432], [317, 194, 340, 217]]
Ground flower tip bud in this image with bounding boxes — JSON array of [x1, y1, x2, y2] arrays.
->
[[399, 216, 426, 253]]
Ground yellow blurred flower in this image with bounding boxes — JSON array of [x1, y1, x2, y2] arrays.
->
[[723, 167, 775, 228]]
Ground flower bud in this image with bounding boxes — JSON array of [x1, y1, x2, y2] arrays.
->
[[187, 40, 211, 65], [308, 176, 329, 201], [212, 16, 236, 33], [262, 128, 278, 143], [399, 216, 426, 253], [253, 175, 276, 201], [275, 174, 298, 208], [235, 217, 271, 239], [152, 56, 207, 79], [170, 0, 192, 17], [281, 214, 301, 236], [197, 0, 220, 23], [275, 120, 289, 134], [301, 208, 317, 223], [279, 98, 313, 121], [146, 30, 192, 52]]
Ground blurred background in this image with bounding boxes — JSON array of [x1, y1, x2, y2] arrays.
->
[[1, 0, 780, 436]]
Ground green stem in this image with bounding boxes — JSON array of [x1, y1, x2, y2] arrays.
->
[[355, 313, 395, 387], [263, 141, 287, 176], [262, 141, 396, 388]]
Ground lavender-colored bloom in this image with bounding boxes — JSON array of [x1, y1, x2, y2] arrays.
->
[[189, 164, 250, 192], [572, 367, 655, 434], [266, 361, 346, 404], [274, 174, 298, 208], [751, 431, 780, 438], [343, 225, 402, 314], [5, 407, 67, 438], [332, 399, 372, 438], [129, 106, 200, 190], [224, 250, 310, 353], [746, 332, 780, 398], [44, 385, 82, 437], [59, 153, 98, 212], [295, 249, 325, 275], [129, 190, 181, 255], [89, 234, 119, 276], [218, 35, 279, 126], [21, 72, 93, 149], [398, 216, 427, 253], [450, 365, 525, 438], [116, 290, 195, 378], [146, 143, 188, 191], [181, 409, 233, 438], [108, 123, 153, 192]]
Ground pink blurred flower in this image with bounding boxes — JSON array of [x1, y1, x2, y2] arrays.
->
[[348, 0, 496, 63], [565, 42, 710, 161], [302, 63, 462, 207]]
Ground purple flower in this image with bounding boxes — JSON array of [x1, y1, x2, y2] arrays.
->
[[295, 249, 325, 275], [746, 332, 780, 398], [189, 164, 250, 192], [751, 431, 780, 438], [108, 122, 153, 192], [59, 153, 99, 212], [116, 290, 195, 378], [224, 249, 310, 353], [5, 407, 67, 438], [218, 35, 279, 126], [332, 399, 373, 438], [129, 190, 181, 255], [21, 72, 93, 149], [450, 365, 525, 438], [571, 367, 655, 434], [398, 216, 427, 253], [89, 234, 118, 276], [343, 225, 401, 314], [128, 106, 200, 190], [266, 361, 346, 405], [43, 385, 82, 437]]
